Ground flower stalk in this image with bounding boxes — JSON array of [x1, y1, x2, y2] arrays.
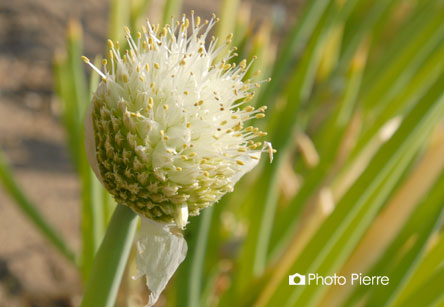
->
[[81, 204, 138, 307]]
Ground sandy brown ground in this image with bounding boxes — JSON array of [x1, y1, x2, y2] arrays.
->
[[0, 0, 110, 305], [0, 0, 296, 306]]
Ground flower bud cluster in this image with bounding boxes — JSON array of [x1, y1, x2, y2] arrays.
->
[[83, 13, 274, 227]]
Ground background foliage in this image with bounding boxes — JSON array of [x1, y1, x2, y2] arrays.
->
[[1, 0, 444, 306]]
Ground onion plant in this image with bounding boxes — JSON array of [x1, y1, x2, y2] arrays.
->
[[1, 0, 444, 306]]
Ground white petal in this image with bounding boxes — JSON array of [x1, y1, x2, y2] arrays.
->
[[135, 217, 188, 306], [175, 203, 188, 229], [230, 152, 260, 185]]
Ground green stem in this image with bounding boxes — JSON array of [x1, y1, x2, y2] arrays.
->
[[81, 204, 138, 307], [188, 207, 213, 306], [80, 159, 105, 282]]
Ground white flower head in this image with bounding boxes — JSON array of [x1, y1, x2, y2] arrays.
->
[[83, 12, 274, 229]]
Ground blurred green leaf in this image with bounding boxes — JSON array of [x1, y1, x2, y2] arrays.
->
[[267, 2, 444, 268], [109, 0, 130, 42], [162, 0, 183, 26], [130, 0, 153, 31], [176, 208, 214, 307], [344, 151, 444, 306], [255, 0, 331, 110], [214, 0, 239, 62], [0, 151, 76, 263], [394, 230, 444, 305], [232, 2, 251, 48], [394, 266, 444, 307], [338, 0, 401, 70], [243, 21, 273, 101], [54, 20, 104, 282], [233, 1, 358, 298], [320, 125, 444, 306], [267, 38, 368, 266], [267, 71, 444, 307], [361, 7, 444, 115], [365, 169, 444, 306]]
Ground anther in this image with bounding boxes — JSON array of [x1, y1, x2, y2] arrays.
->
[[258, 106, 268, 112]]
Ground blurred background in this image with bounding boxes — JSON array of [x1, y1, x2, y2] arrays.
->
[[0, 1, 292, 305], [2, 0, 444, 306]]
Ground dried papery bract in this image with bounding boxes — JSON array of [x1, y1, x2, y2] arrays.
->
[[83, 12, 274, 229]]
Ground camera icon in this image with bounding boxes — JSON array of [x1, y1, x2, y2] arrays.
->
[[289, 273, 306, 285]]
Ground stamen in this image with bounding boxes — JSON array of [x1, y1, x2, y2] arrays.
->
[[81, 56, 107, 79]]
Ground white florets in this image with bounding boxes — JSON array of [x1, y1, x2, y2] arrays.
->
[[84, 13, 274, 228]]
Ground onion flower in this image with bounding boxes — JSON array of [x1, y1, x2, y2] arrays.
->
[[82, 12, 274, 306]]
